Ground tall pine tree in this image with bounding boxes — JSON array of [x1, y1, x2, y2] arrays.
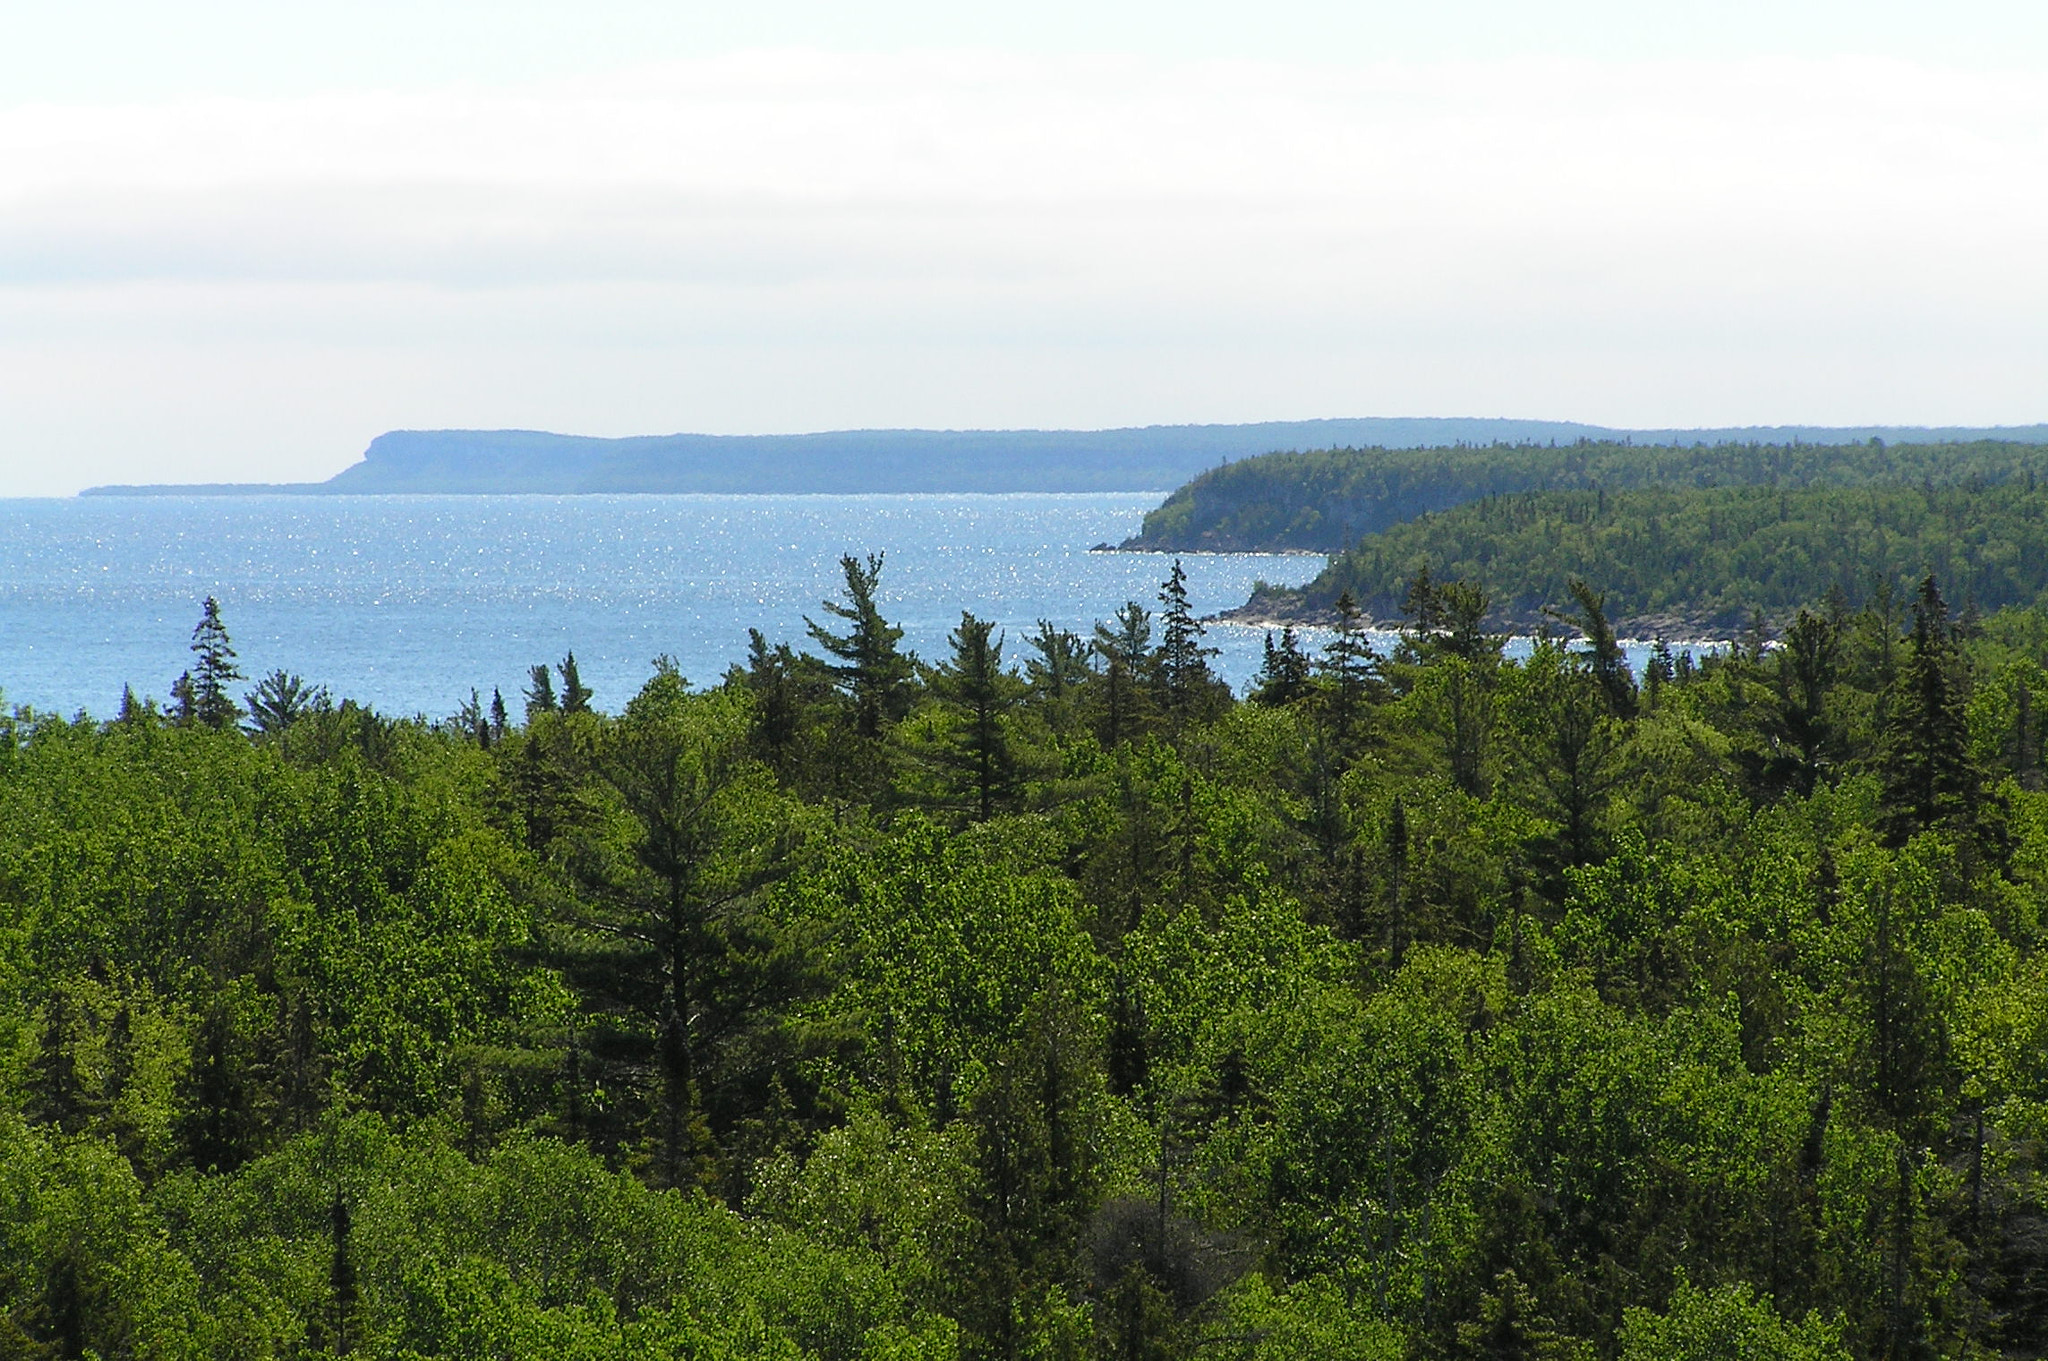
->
[[1877, 575, 1984, 847]]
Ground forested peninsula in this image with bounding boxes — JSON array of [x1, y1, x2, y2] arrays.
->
[[1124, 438, 2048, 553], [14, 552, 2048, 1358], [1231, 479, 2048, 635]]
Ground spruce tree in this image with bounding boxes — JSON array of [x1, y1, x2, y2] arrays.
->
[[1092, 602, 1154, 748], [1552, 577, 1636, 719], [805, 552, 914, 739], [330, 1193, 356, 1355], [524, 663, 557, 720], [1317, 591, 1379, 755], [931, 612, 1022, 822], [1153, 559, 1219, 725], [741, 629, 806, 763], [557, 651, 593, 715], [183, 596, 243, 729], [1774, 609, 1839, 796], [1252, 627, 1312, 707], [1877, 575, 1983, 846]]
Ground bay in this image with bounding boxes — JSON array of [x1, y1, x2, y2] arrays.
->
[[0, 493, 1328, 720]]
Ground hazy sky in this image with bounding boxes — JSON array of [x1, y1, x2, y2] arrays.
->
[[4, 1, 2047, 495]]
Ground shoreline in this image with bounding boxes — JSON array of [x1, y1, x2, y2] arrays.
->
[[1211, 596, 1756, 644]]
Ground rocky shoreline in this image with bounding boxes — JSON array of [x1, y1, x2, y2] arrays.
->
[[1211, 585, 1758, 643]]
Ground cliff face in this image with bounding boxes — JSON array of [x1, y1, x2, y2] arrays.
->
[[312, 421, 1629, 495], [78, 418, 1635, 496], [80, 420, 2048, 498]]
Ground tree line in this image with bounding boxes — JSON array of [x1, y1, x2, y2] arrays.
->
[[1248, 479, 2048, 634], [1127, 439, 2048, 553], [10, 555, 2048, 1357]]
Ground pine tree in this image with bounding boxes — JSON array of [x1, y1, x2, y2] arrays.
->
[[931, 612, 1021, 822], [27, 989, 83, 1134], [2014, 679, 2043, 791], [557, 651, 593, 715], [455, 689, 492, 748], [330, 1193, 357, 1355], [740, 629, 805, 763], [183, 596, 243, 729], [1153, 560, 1219, 726], [1252, 627, 1312, 707], [1877, 575, 1983, 846], [1403, 569, 1494, 663], [1317, 591, 1379, 755], [806, 552, 914, 739], [1093, 602, 1155, 748], [489, 688, 510, 742], [1023, 620, 1090, 732], [1551, 577, 1636, 719], [244, 670, 329, 736], [1642, 640, 1675, 710], [524, 663, 558, 720], [1774, 609, 1839, 796]]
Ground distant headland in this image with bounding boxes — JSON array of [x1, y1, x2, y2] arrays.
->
[[76, 419, 2048, 497]]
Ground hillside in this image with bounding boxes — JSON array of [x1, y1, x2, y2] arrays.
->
[[1230, 479, 2048, 634], [13, 560, 2048, 1358], [1125, 435, 2048, 552], [81, 418, 1612, 496], [79, 419, 2048, 496]]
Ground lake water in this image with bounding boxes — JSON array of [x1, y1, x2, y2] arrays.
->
[[0, 494, 1331, 720]]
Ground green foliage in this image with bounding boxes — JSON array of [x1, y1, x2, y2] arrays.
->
[[1133, 437, 2048, 553], [1279, 479, 2048, 631], [1617, 1280, 1849, 1361], [19, 554, 2048, 1358]]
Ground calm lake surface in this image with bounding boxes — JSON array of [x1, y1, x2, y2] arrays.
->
[[0, 494, 1330, 720]]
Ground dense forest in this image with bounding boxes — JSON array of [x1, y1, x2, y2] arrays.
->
[[1237, 481, 2048, 633], [1124, 440, 2048, 553], [14, 555, 2048, 1358]]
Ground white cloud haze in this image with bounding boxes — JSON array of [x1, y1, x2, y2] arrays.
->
[[2, 49, 2046, 494]]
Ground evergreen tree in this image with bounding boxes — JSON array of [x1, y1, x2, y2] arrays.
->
[[1642, 640, 1675, 710], [1252, 627, 1312, 707], [1552, 577, 1636, 719], [567, 668, 815, 1192], [557, 651, 593, 715], [181, 596, 243, 729], [1153, 559, 1220, 726], [930, 612, 1022, 822], [1092, 602, 1155, 749], [1317, 590, 1379, 755], [1402, 566, 1495, 664], [489, 687, 510, 742], [115, 683, 158, 727], [739, 629, 806, 764], [27, 988, 84, 1134], [524, 663, 558, 720], [244, 669, 329, 736], [1877, 575, 1983, 846], [330, 1193, 357, 1355], [1773, 609, 1839, 796], [806, 552, 914, 739], [1023, 620, 1091, 733], [454, 688, 492, 748]]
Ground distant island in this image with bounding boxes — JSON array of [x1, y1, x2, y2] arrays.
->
[[77, 419, 2048, 496]]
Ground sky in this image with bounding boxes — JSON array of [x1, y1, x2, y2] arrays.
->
[[2, 2, 2047, 495]]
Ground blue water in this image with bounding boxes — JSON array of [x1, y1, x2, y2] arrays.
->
[[0, 494, 1330, 720]]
